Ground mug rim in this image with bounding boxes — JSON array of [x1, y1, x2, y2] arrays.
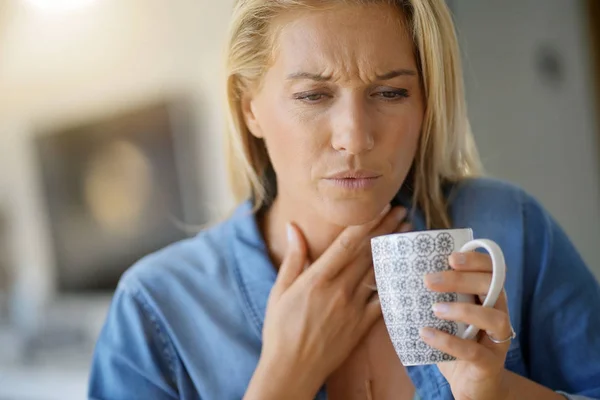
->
[[371, 227, 474, 242]]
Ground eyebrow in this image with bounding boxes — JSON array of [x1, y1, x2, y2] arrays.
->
[[286, 68, 418, 81], [286, 72, 332, 81], [375, 69, 418, 80]]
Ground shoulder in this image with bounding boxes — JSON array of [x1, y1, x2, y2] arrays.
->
[[117, 204, 250, 300], [448, 177, 546, 224], [449, 177, 527, 206], [446, 177, 554, 258], [89, 216, 242, 399]]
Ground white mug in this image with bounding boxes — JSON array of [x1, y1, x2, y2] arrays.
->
[[371, 228, 506, 366]]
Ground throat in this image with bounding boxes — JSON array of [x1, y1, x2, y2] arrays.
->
[[260, 196, 344, 266]]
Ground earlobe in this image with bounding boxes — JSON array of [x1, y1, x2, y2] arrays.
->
[[241, 94, 263, 139]]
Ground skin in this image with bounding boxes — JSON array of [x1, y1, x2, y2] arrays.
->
[[242, 3, 565, 400]]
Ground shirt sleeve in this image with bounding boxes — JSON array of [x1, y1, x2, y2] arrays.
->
[[522, 194, 600, 398], [88, 282, 180, 400]]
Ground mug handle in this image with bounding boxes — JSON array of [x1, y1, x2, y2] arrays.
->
[[458, 239, 507, 340]]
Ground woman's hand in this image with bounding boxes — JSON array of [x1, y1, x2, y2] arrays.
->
[[245, 204, 409, 400], [421, 252, 514, 400]]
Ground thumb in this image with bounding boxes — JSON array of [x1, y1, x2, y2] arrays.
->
[[272, 222, 308, 297]]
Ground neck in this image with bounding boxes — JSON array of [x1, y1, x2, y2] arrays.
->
[[261, 194, 343, 268]]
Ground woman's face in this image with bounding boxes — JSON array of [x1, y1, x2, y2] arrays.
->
[[243, 4, 424, 226]]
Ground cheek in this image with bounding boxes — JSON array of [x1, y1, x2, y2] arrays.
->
[[257, 98, 323, 183], [379, 107, 423, 170]]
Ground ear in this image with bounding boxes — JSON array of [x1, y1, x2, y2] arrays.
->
[[241, 92, 264, 139]]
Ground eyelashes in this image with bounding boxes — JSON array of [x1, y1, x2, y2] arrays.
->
[[373, 88, 409, 100], [293, 88, 410, 104], [293, 92, 331, 103]]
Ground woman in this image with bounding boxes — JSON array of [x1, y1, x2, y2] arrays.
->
[[88, 0, 600, 399]]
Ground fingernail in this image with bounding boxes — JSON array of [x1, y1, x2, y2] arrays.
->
[[452, 252, 466, 265], [286, 223, 295, 243], [420, 327, 436, 339], [426, 274, 443, 284], [432, 303, 450, 314]]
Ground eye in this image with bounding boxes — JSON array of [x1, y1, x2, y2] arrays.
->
[[372, 88, 410, 101], [293, 92, 330, 103]]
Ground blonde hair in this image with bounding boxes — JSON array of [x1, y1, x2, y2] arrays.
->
[[224, 0, 482, 229]]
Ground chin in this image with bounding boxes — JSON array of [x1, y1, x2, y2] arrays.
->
[[321, 198, 388, 227]]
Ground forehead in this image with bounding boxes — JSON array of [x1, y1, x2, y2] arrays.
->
[[269, 4, 417, 79]]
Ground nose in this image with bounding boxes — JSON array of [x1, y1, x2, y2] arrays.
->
[[330, 95, 375, 155]]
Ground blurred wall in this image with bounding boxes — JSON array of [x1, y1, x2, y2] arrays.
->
[[452, 0, 600, 277], [0, 0, 237, 306]]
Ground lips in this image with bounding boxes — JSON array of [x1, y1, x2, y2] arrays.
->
[[325, 170, 382, 179], [323, 170, 382, 190]]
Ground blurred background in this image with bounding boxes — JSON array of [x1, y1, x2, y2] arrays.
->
[[0, 0, 599, 398]]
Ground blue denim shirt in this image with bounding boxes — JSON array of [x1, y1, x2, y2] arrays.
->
[[88, 178, 600, 400]]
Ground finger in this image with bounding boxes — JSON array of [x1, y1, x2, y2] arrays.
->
[[340, 206, 407, 288], [493, 289, 510, 315], [314, 204, 391, 280], [356, 266, 377, 303], [424, 271, 492, 296], [368, 206, 408, 239], [272, 223, 308, 298], [419, 327, 497, 369], [449, 251, 493, 272], [316, 204, 400, 280], [398, 221, 412, 233], [432, 302, 512, 347], [477, 288, 515, 348], [360, 294, 383, 332]]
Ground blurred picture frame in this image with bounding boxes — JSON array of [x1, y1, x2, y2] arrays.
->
[[34, 100, 194, 293]]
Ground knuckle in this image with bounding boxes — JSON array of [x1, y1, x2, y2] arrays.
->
[[339, 232, 355, 251], [466, 344, 483, 361]]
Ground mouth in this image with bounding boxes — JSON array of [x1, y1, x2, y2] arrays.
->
[[323, 170, 382, 190]]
